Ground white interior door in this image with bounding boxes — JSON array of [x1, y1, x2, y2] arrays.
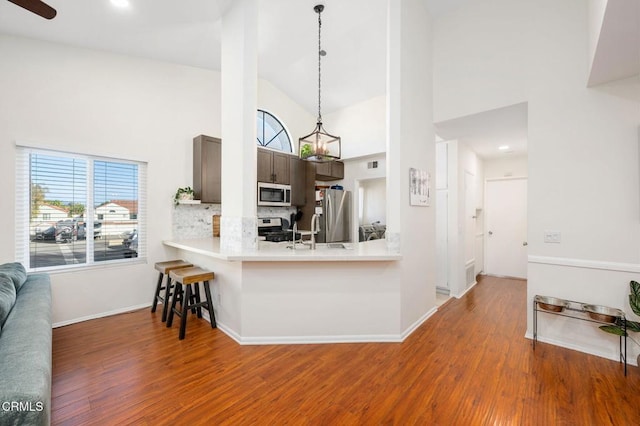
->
[[485, 178, 527, 278]]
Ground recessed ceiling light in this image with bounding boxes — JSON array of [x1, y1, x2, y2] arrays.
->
[[498, 145, 510, 151], [110, 0, 130, 9]]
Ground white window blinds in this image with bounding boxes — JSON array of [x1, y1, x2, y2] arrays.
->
[[15, 146, 146, 272]]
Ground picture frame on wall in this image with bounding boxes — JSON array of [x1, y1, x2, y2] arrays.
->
[[409, 167, 430, 206]]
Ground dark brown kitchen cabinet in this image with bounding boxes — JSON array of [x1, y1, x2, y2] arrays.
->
[[193, 135, 221, 203], [314, 160, 344, 181], [257, 147, 290, 185], [289, 156, 306, 206]]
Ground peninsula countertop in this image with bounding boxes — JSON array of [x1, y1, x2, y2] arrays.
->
[[163, 237, 402, 262]]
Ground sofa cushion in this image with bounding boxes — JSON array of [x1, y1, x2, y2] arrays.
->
[[0, 262, 28, 292], [0, 273, 17, 328]]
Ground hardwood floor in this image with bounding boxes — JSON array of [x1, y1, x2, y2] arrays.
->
[[52, 276, 640, 425]]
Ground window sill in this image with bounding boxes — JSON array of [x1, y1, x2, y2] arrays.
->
[[28, 257, 147, 275]]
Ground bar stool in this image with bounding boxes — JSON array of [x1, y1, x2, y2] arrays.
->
[[166, 266, 217, 340], [152, 260, 193, 322]]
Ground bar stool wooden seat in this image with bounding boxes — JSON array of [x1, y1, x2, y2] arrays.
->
[[152, 260, 193, 322], [166, 266, 216, 340]]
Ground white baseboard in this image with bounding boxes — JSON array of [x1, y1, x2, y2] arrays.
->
[[54, 304, 437, 346], [53, 303, 151, 328], [451, 280, 477, 299], [524, 331, 637, 367], [401, 307, 438, 341], [233, 333, 403, 345], [206, 310, 438, 346]]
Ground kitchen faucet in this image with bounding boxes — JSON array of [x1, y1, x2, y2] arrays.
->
[[290, 221, 298, 250], [310, 213, 320, 250]]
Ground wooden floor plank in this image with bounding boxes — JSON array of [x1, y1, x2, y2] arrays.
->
[[51, 276, 640, 425]]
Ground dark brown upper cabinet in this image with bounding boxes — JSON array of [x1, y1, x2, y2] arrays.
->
[[193, 135, 221, 203], [289, 156, 306, 206], [314, 161, 344, 181], [257, 147, 290, 185]]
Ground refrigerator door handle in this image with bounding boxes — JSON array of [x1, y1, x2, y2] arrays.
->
[[326, 194, 333, 241]]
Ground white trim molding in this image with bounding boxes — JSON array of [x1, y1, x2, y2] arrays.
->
[[53, 303, 151, 328], [524, 332, 638, 367], [528, 255, 640, 273], [211, 309, 438, 346]]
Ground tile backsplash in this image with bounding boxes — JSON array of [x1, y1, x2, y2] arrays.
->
[[172, 204, 297, 239], [172, 203, 221, 239], [257, 206, 297, 227]]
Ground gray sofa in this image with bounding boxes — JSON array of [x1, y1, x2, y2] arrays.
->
[[0, 263, 52, 426]]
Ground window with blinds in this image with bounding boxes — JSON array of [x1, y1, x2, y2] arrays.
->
[[15, 147, 146, 272]]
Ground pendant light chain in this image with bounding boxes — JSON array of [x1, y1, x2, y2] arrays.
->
[[317, 7, 323, 125]]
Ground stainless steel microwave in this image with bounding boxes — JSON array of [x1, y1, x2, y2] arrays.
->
[[257, 182, 291, 207]]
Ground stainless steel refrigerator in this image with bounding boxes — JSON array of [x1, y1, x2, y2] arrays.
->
[[317, 189, 351, 243]]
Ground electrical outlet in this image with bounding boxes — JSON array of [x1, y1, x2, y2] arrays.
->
[[544, 230, 561, 243]]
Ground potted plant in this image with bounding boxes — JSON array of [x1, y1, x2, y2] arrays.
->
[[173, 186, 194, 206], [599, 280, 640, 364]]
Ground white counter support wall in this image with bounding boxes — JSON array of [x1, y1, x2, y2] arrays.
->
[[167, 244, 408, 344]]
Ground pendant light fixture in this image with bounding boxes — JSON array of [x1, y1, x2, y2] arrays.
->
[[299, 4, 341, 163]]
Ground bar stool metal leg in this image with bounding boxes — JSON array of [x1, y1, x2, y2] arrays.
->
[[160, 276, 173, 322], [179, 285, 192, 340], [194, 283, 203, 318], [151, 272, 164, 313], [166, 283, 182, 328], [203, 280, 216, 328]]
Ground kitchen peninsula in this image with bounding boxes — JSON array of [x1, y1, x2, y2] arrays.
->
[[163, 237, 401, 261], [162, 237, 412, 345]]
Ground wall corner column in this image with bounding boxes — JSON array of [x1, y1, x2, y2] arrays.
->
[[220, 0, 258, 251]]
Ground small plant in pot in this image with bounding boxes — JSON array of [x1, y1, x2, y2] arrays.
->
[[598, 280, 640, 364], [173, 186, 194, 206]]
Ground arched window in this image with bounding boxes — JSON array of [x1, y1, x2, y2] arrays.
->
[[256, 110, 292, 153]]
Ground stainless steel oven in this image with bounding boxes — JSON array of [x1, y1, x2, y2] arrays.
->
[[257, 182, 291, 206]]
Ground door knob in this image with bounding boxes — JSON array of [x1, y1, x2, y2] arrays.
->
[[488, 231, 493, 235], [523, 242, 528, 246]]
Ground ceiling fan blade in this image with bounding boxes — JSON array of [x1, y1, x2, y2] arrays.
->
[[8, 0, 57, 19]]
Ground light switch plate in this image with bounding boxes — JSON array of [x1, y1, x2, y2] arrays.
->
[[544, 230, 561, 243]]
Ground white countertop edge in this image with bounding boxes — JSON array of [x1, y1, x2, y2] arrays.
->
[[163, 239, 228, 259], [162, 238, 402, 262]]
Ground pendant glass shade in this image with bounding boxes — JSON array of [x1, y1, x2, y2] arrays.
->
[[299, 122, 341, 162]]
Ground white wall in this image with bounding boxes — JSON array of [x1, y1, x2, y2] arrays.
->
[[258, 78, 315, 151], [0, 34, 317, 325], [0, 35, 220, 325], [434, 0, 640, 364], [587, 0, 608, 69], [387, 0, 437, 332], [433, 0, 530, 123], [324, 95, 386, 159], [484, 155, 528, 179]]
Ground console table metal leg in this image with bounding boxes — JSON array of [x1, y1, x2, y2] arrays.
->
[[533, 298, 537, 350]]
